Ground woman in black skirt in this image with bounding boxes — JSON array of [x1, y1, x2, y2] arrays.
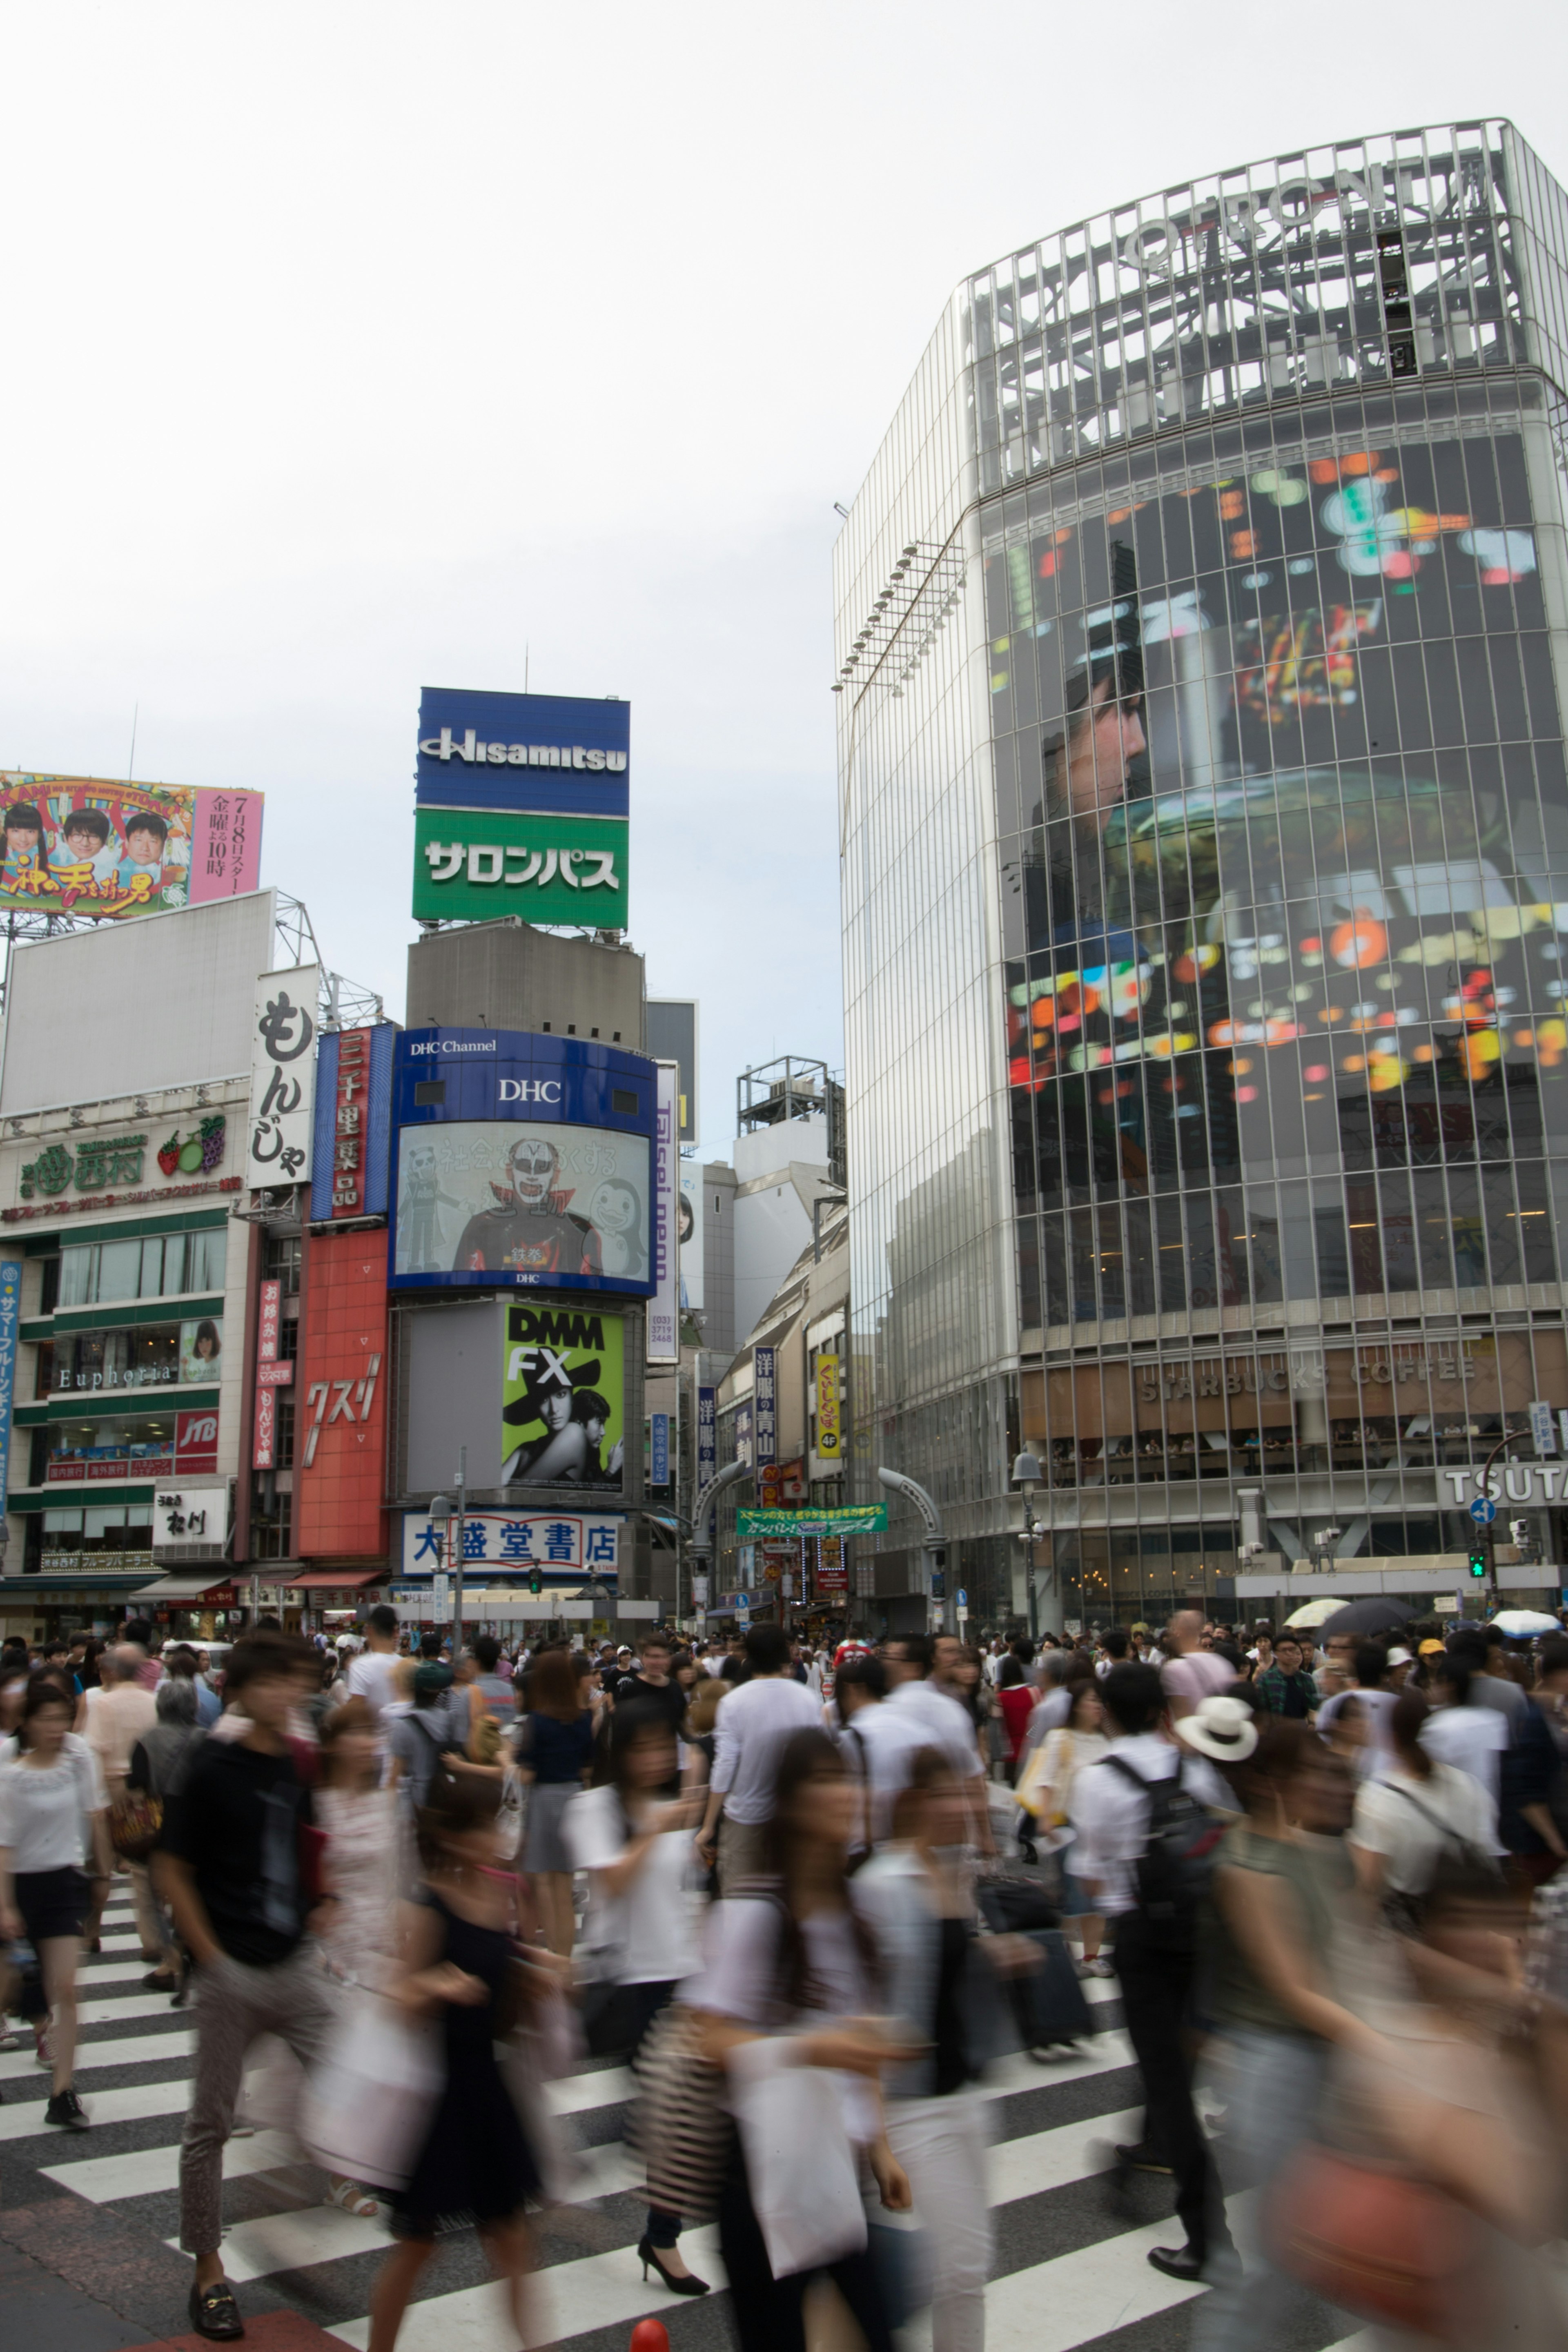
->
[[366, 1768, 543, 2352]]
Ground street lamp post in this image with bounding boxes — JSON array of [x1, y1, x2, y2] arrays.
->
[[428, 1491, 452, 1644], [1011, 1450, 1044, 1639]]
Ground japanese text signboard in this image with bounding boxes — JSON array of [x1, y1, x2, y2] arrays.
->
[[413, 688, 629, 929], [815, 1354, 842, 1459], [0, 1258, 20, 1516], [646, 1061, 679, 1363], [247, 967, 319, 1186], [697, 1385, 716, 1492], [0, 771, 262, 922], [401, 1509, 621, 1577], [753, 1347, 777, 1471]]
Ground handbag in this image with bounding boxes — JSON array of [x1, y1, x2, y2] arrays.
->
[[728, 2033, 867, 2278], [1266, 2142, 1483, 2341], [579, 1971, 640, 2059], [631, 2001, 731, 2224], [299, 1988, 442, 2191], [109, 1789, 162, 1863]]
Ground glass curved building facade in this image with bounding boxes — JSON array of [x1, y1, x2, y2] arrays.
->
[[836, 122, 1568, 1628]]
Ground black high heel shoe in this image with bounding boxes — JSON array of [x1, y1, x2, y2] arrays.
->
[[637, 2237, 710, 2295]]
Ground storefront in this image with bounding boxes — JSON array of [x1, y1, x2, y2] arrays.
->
[[131, 1572, 247, 1644]]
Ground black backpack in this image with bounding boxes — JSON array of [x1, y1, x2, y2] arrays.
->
[[1104, 1753, 1226, 1950]]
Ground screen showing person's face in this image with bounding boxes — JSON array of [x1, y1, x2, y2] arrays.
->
[[510, 1141, 558, 1209], [65, 826, 101, 858], [7, 823, 38, 852], [126, 826, 162, 863], [541, 1386, 572, 1432]]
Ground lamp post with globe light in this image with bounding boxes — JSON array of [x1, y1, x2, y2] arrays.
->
[[1012, 1450, 1045, 1639]]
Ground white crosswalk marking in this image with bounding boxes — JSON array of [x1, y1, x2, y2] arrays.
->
[[6, 1899, 1362, 2352]]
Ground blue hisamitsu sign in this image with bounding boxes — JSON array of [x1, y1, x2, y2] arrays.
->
[[416, 687, 630, 820]]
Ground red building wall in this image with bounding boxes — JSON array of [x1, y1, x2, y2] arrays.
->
[[296, 1227, 390, 1563]]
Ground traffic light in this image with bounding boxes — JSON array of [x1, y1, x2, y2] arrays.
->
[[1468, 1540, 1489, 1580], [528, 1568, 542, 1597]]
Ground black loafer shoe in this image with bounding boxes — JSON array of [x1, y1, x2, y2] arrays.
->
[[189, 2280, 245, 2340], [1147, 2243, 1205, 2282], [1114, 2141, 1173, 2174]]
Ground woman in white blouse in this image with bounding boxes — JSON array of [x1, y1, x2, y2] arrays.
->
[[0, 1675, 110, 2129]]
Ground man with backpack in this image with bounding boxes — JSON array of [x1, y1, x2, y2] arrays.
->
[[1069, 1663, 1237, 2283]]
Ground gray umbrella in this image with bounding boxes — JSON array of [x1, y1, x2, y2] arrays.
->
[[1314, 1596, 1413, 1639]]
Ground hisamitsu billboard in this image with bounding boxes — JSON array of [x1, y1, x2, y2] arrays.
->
[[416, 688, 629, 818]]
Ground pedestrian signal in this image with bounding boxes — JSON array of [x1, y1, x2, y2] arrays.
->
[[1468, 1544, 1488, 1579]]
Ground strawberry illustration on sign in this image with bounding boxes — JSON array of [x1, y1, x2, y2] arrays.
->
[[157, 1115, 227, 1178]]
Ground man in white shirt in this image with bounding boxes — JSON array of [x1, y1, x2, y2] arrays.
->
[[854, 1633, 994, 1853], [1069, 1663, 1234, 2285], [696, 1622, 821, 1891], [344, 1604, 402, 1720]]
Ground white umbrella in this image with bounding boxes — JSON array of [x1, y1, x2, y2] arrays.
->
[[1488, 1609, 1562, 1639], [1284, 1596, 1344, 1628]]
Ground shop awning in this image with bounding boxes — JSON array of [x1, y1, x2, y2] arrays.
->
[[266, 1569, 387, 1593], [2, 1575, 166, 1598], [129, 1573, 241, 1603]]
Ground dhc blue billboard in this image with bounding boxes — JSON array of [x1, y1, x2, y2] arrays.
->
[[389, 1029, 657, 1298], [416, 687, 630, 820]]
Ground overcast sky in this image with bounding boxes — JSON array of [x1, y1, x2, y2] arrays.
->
[[2, 6, 1564, 1160]]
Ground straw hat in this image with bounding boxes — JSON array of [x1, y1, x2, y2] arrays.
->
[[1173, 1693, 1258, 1764]]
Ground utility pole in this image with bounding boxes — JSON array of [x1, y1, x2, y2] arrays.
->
[[689, 1459, 749, 1609], [1011, 1452, 1043, 1639], [452, 1444, 467, 1654], [877, 1467, 949, 1634], [1470, 1423, 1530, 1604]]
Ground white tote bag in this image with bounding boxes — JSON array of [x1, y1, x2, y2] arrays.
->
[[728, 2036, 867, 2279], [298, 1989, 443, 2191]]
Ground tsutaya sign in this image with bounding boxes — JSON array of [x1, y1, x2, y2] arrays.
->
[[1445, 1464, 1568, 1505], [1139, 1342, 1490, 1402]]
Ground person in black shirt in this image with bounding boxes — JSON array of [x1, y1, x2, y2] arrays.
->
[[610, 1635, 688, 1738], [158, 1634, 336, 2343]]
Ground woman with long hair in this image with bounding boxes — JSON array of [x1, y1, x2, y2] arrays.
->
[[518, 1646, 594, 1956], [568, 1704, 707, 2290], [0, 1675, 111, 2127], [1022, 1677, 1112, 1972], [1350, 1687, 1499, 1923], [365, 1767, 541, 2352], [853, 1748, 1021, 2352], [691, 1727, 911, 2352]]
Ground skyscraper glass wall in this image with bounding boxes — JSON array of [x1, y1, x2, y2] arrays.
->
[[837, 122, 1568, 1628]]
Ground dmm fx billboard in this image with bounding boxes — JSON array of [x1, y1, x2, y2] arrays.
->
[[390, 1030, 657, 1297], [503, 1301, 626, 1492], [414, 687, 629, 927]]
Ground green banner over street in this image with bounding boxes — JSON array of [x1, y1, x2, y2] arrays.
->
[[737, 1505, 887, 1537]]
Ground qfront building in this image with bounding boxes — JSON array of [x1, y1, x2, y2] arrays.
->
[[837, 121, 1568, 1629]]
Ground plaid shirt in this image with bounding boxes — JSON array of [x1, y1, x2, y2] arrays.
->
[[1255, 1663, 1317, 1717]]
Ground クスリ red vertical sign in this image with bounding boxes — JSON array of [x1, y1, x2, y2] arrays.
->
[[253, 1277, 280, 1468], [332, 1028, 370, 1217]]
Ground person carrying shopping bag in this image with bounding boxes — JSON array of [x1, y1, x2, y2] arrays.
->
[[0, 1673, 111, 2129], [363, 1766, 543, 2352], [852, 1746, 1030, 2352], [688, 1726, 915, 2352], [566, 1700, 708, 2291]]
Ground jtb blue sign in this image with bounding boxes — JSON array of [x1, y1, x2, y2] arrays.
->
[[0, 1259, 18, 1517], [416, 687, 630, 820], [390, 1029, 658, 1297]]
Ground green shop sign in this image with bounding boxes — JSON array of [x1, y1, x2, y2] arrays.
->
[[737, 1506, 887, 1537], [412, 806, 628, 927], [19, 1114, 227, 1200]]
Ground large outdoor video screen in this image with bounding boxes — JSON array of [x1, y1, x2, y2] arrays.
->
[[392, 1119, 650, 1290]]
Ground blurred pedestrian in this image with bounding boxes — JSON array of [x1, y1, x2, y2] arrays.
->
[[0, 1675, 110, 2127], [517, 1647, 595, 1956]]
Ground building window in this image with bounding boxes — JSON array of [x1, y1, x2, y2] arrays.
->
[[249, 1476, 292, 1560], [264, 1233, 302, 1298], [58, 1225, 227, 1309]]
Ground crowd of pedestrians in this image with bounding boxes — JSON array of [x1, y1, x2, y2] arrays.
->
[[2, 1599, 1567, 2350]]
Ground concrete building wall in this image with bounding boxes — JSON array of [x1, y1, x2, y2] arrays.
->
[[406, 921, 645, 1048]]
